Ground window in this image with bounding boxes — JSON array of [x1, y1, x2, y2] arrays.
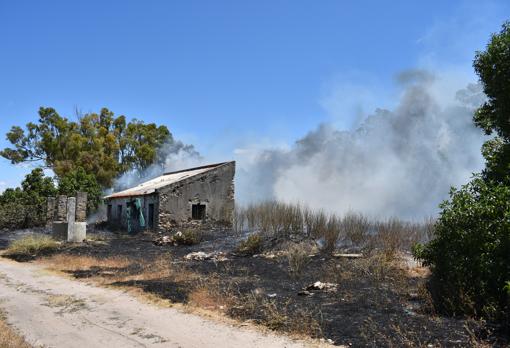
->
[[192, 204, 206, 220], [117, 205, 122, 221], [107, 205, 112, 220], [148, 204, 155, 228]]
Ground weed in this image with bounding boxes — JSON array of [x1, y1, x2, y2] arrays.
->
[[236, 233, 263, 256], [342, 212, 370, 247], [0, 310, 31, 348], [232, 206, 245, 235], [172, 228, 202, 246], [322, 215, 342, 254], [287, 243, 310, 278], [4, 235, 59, 260]]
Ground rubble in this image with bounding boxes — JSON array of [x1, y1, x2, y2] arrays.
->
[[297, 290, 313, 296], [183, 251, 228, 261], [332, 253, 363, 259], [251, 250, 287, 259], [153, 235, 173, 246], [305, 281, 338, 292]]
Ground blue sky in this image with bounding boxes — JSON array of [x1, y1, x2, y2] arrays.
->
[[0, 0, 509, 191]]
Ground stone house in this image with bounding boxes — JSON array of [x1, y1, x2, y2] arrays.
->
[[104, 161, 235, 232]]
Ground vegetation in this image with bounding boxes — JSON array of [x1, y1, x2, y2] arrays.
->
[[473, 21, 510, 184], [287, 243, 311, 278], [236, 233, 263, 255], [0, 107, 190, 227], [172, 228, 202, 246], [236, 201, 431, 256], [0, 310, 31, 348], [1, 107, 174, 187], [416, 21, 510, 328], [416, 177, 510, 320], [4, 235, 59, 260], [57, 167, 102, 211], [0, 168, 56, 229]]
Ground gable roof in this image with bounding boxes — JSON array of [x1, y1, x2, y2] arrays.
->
[[104, 162, 231, 199]]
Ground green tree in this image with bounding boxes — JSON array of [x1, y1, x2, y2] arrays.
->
[[419, 177, 510, 318], [58, 167, 102, 212], [1, 107, 172, 187], [473, 21, 510, 182], [416, 22, 510, 327], [0, 168, 57, 229]]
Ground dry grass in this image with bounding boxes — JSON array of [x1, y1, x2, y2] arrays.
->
[[287, 243, 310, 278], [240, 201, 435, 256], [0, 310, 31, 348], [40, 253, 202, 305], [230, 294, 323, 338], [188, 278, 233, 312], [4, 235, 59, 259], [42, 254, 131, 272], [232, 206, 246, 235], [342, 212, 370, 246]]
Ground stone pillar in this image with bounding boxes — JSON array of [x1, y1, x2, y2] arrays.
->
[[53, 195, 68, 240], [46, 197, 56, 227], [66, 197, 76, 240], [56, 195, 68, 222], [75, 191, 87, 222]]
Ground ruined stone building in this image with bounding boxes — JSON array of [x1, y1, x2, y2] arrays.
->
[[104, 161, 235, 232]]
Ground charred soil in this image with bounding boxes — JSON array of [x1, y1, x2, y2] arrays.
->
[[0, 230, 500, 347]]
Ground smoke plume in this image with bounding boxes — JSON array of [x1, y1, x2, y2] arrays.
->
[[235, 70, 487, 220], [113, 140, 203, 191]]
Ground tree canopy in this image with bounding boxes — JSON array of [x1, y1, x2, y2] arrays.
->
[[473, 21, 510, 182], [416, 21, 510, 326], [0, 168, 57, 228], [1, 107, 172, 187]]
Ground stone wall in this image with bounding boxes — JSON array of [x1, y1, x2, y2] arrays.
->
[[46, 197, 56, 227], [157, 161, 235, 231], [76, 192, 87, 222], [55, 195, 68, 222]]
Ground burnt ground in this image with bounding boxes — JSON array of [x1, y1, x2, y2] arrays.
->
[[0, 229, 502, 347]]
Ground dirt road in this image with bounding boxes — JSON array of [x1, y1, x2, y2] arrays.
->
[[0, 259, 311, 348]]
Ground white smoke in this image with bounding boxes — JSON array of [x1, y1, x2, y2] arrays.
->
[[235, 70, 487, 220], [113, 140, 203, 191]]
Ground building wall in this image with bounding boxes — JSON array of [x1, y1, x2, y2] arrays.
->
[[106, 194, 159, 231], [157, 161, 235, 230], [105, 162, 235, 232]]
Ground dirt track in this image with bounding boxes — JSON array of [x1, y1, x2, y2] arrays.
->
[[0, 259, 311, 348]]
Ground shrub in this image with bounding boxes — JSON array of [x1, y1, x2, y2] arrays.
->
[[342, 212, 370, 247], [232, 206, 245, 235], [236, 233, 263, 256], [309, 210, 328, 239], [4, 235, 59, 260], [418, 177, 510, 322], [322, 215, 341, 254], [375, 218, 405, 259], [172, 228, 202, 246], [287, 243, 310, 278]]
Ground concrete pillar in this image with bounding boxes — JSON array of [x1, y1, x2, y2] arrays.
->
[[56, 195, 68, 222], [46, 197, 56, 227], [75, 191, 87, 222], [66, 197, 76, 240]]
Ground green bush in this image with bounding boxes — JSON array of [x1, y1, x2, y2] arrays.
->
[[236, 233, 263, 256], [0, 168, 57, 230], [417, 176, 510, 322], [172, 228, 202, 246]]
